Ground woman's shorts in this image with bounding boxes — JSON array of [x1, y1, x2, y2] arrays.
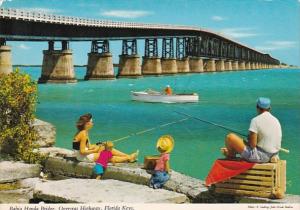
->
[[94, 164, 104, 175], [241, 146, 273, 163]]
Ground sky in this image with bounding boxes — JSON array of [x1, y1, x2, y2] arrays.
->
[[0, 0, 299, 65]]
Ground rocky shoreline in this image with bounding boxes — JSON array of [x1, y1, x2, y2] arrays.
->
[[0, 119, 299, 204]]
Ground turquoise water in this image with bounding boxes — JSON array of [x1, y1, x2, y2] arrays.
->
[[23, 67, 300, 194]]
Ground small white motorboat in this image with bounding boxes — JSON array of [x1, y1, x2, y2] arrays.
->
[[131, 89, 199, 103]]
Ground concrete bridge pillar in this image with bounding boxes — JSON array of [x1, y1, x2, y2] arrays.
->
[[256, 62, 260, 69], [161, 58, 177, 74], [258, 63, 262, 69], [224, 60, 233, 71], [142, 39, 162, 76], [177, 57, 190, 73], [204, 59, 216, 72], [118, 39, 142, 78], [142, 57, 162, 76], [39, 41, 76, 83], [216, 59, 225, 72], [245, 62, 251, 70], [85, 41, 114, 80], [232, 60, 239, 71], [250, 62, 256, 70], [238, 61, 246, 70], [85, 52, 114, 80], [189, 57, 204, 73], [0, 42, 12, 75], [118, 55, 141, 78]]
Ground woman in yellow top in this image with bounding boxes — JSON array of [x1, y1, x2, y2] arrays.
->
[[72, 113, 138, 163]]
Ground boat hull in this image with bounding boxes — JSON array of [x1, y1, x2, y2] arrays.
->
[[131, 91, 199, 103]]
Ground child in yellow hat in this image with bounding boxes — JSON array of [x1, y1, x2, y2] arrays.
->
[[94, 141, 114, 180], [149, 135, 174, 189]]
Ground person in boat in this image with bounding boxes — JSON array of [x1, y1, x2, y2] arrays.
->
[[72, 113, 139, 163], [164, 85, 173, 95], [221, 97, 282, 163]]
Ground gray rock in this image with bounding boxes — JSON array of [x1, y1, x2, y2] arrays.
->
[[44, 155, 208, 202], [0, 161, 41, 183], [38, 147, 75, 157], [45, 156, 94, 178], [33, 119, 56, 147], [18, 178, 43, 189], [33, 179, 188, 203], [0, 188, 32, 204]]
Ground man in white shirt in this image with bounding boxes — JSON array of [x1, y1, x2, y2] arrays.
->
[[221, 97, 282, 163]]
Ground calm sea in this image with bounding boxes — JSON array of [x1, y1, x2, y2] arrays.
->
[[21, 67, 300, 194]]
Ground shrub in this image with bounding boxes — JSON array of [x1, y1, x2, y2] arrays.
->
[[0, 68, 43, 163]]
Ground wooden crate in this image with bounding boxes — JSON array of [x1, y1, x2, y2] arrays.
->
[[143, 155, 159, 170], [214, 160, 286, 199]]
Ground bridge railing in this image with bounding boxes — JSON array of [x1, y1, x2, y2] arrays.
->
[[0, 8, 200, 30]]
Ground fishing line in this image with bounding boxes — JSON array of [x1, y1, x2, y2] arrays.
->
[[110, 117, 190, 143], [174, 110, 289, 153], [174, 110, 247, 137]]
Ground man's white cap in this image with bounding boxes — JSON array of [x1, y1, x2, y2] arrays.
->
[[166, 85, 170, 87]]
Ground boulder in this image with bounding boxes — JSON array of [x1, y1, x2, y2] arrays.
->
[[18, 177, 44, 189], [33, 119, 56, 147], [33, 179, 188, 203], [0, 161, 41, 183], [38, 147, 75, 157], [0, 188, 32, 204], [44, 155, 208, 202]]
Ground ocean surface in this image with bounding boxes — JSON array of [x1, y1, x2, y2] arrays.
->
[[21, 67, 300, 194]]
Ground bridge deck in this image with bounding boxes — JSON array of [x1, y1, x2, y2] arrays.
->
[[0, 8, 256, 51]]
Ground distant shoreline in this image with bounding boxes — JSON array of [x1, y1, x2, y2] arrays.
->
[[13, 64, 120, 67]]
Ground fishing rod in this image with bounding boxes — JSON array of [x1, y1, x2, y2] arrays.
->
[[174, 111, 247, 137], [174, 110, 290, 154], [109, 117, 190, 143]]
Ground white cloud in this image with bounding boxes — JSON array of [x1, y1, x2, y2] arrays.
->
[[0, 0, 13, 7], [101, 10, 153, 19], [255, 41, 298, 51], [219, 28, 259, 39], [18, 44, 30, 50], [211, 16, 226, 21]]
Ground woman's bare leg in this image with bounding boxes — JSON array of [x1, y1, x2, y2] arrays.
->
[[111, 155, 130, 163], [112, 148, 129, 156], [93, 152, 131, 163], [222, 133, 246, 158], [112, 148, 139, 161]]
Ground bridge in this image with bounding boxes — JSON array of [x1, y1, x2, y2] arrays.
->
[[0, 8, 280, 83]]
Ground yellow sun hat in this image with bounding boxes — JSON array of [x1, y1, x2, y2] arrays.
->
[[105, 141, 114, 148], [156, 135, 174, 153]]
